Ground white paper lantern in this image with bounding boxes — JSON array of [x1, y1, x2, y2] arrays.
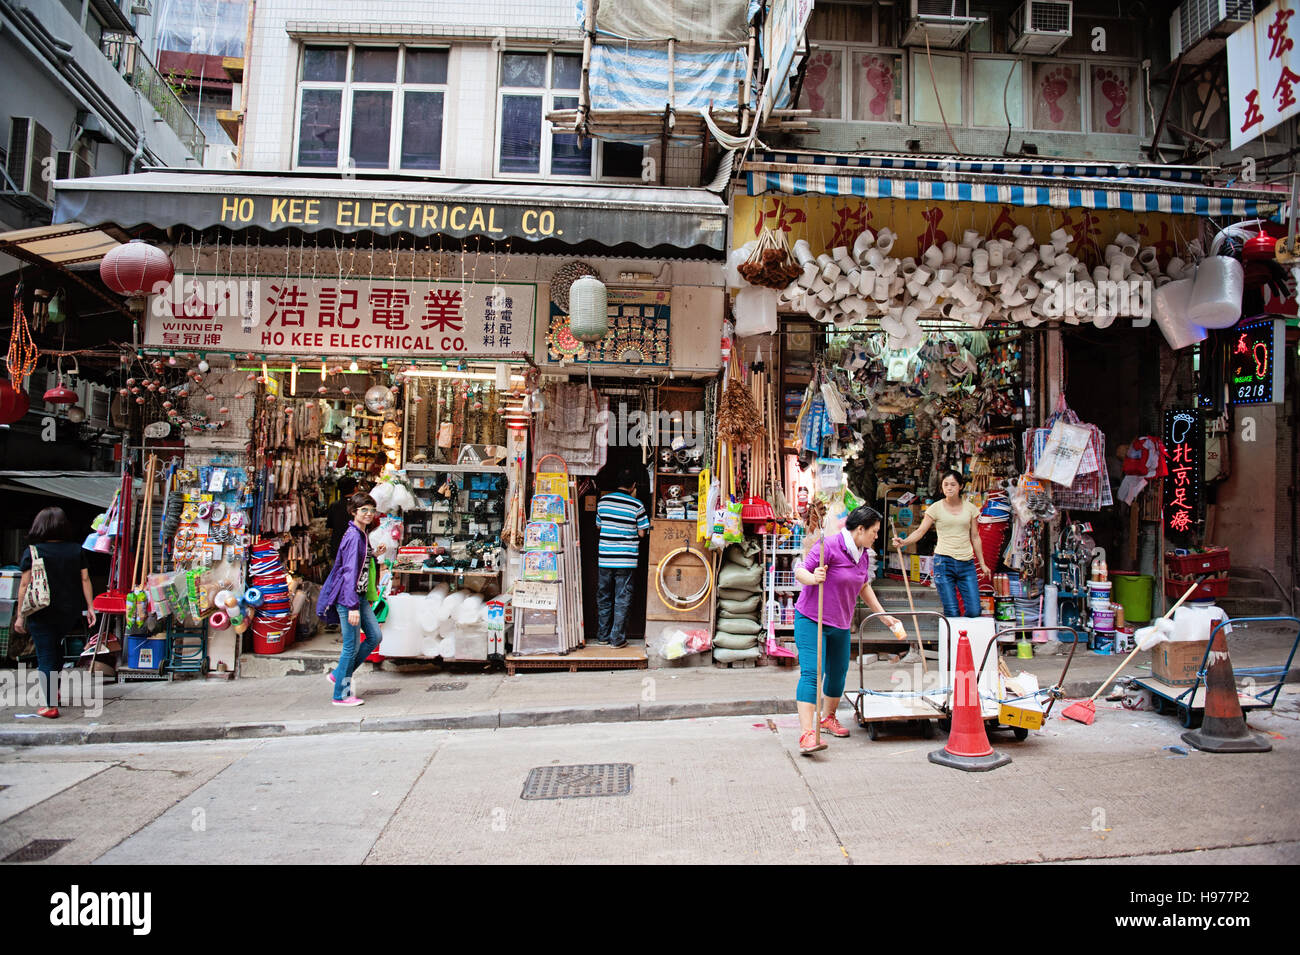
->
[[568, 275, 609, 340]]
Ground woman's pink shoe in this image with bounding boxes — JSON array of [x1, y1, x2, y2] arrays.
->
[[332, 696, 364, 707], [820, 715, 850, 738], [799, 730, 827, 755]]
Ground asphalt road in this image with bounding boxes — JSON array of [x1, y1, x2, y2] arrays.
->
[[2, 700, 1297, 865]]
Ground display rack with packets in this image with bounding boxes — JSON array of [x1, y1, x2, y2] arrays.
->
[[168, 466, 253, 570]]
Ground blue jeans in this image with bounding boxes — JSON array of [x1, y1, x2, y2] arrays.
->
[[596, 567, 636, 646], [334, 602, 382, 699], [25, 616, 67, 708], [793, 610, 851, 704], [933, 555, 981, 618]]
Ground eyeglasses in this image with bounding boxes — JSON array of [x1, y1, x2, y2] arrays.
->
[[356, 507, 377, 515]]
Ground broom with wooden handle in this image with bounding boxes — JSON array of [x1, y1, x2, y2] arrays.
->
[[890, 520, 928, 674], [1060, 575, 1207, 725], [813, 529, 827, 748]]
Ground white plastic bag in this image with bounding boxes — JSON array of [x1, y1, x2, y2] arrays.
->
[[733, 286, 778, 337]]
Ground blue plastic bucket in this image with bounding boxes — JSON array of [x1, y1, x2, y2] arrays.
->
[[125, 635, 165, 670]]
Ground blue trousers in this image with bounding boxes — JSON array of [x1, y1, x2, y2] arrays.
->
[[334, 602, 382, 700], [25, 616, 67, 708], [933, 555, 981, 617], [793, 610, 850, 705], [596, 567, 635, 646]]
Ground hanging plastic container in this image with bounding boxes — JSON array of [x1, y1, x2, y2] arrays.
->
[[568, 274, 609, 341], [1187, 256, 1245, 329], [1152, 278, 1205, 350], [733, 285, 778, 337]]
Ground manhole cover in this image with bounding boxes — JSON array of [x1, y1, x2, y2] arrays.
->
[[3, 839, 71, 862], [427, 682, 468, 692], [361, 688, 399, 697], [521, 763, 633, 800]]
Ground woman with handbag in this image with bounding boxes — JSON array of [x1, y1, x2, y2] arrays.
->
[[13, 507, 96, 718], [316, 491, 382, 706]]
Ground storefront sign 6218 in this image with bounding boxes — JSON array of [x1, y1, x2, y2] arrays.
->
[[218, 196, 564, 238]]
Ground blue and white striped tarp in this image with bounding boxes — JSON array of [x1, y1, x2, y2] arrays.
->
[[745, 171, 1274, 218], [752, 151, 1211, 183], [589, 45, 747, 112]]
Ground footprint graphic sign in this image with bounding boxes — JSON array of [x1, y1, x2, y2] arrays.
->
[[1228, 318, 1284, 405]]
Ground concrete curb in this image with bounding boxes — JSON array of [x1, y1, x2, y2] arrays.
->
[[0, 697, 799, 747], [1, 671, 1293, 747]]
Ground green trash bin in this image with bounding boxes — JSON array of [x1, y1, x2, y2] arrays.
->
[[1112, 572, 1154, 624]]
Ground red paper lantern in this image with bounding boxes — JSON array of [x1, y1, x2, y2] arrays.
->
[[99, 240, 174, 297], [1, 378, 31, 424]]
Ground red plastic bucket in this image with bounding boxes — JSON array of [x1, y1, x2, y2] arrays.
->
[[252, 616, 291, 655]]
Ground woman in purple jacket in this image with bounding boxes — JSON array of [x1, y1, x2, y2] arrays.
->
[[792, 506, 900, 755], [316, 491, 381, 705]]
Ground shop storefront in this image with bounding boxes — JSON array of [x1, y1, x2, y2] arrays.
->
[[718, 149, 1282, 663], [50, 170, 728, 677]]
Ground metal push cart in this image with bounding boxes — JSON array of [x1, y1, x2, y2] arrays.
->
[[1131, 615, 1300, 729], [968, 625, 1083, 740], [843, 611, 953, 740]]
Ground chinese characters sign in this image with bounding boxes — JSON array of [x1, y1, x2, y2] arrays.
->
[[1228, 1, 1300, 148], [145, 275, 535, 358], [1163, 408, 1204, 536], [1228, 319, 1282, 405]]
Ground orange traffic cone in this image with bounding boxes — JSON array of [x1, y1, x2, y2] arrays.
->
[[1181, 628, 1271, 754], [929, 631, 1011, 772]]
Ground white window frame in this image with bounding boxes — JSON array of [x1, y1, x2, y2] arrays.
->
[[1080, 57, 1144, 138], [495, 49, 595, 180], [1026, 57, 1086, 135], [293, 44, 450, 173], [968, 54, 1026, 130], [909, 49, 965, 128], [847, 47, 906, 124]]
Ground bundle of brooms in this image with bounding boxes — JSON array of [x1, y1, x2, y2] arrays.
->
[[738, 229, 802, 289]]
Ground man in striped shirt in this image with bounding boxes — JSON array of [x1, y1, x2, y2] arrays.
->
[[594, 468, 649, 648]]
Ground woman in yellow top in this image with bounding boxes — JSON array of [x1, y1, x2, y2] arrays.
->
[[892, 470, 990, 617]]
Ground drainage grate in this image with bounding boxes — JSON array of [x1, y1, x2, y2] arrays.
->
[[521, 763, 634, 800], [427, 682, 468, 692], [360, 688, 399, 697], [3, 839, 72, 862]]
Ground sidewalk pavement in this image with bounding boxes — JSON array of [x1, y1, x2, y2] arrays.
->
[[2, 626, 1296, 747]]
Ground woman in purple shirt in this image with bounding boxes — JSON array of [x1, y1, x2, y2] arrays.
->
[[792, 506, 900, 755], [316, 491, 382, 705]]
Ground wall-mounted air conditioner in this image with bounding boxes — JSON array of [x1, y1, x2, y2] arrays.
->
[[1010, 1, 1073, 55], [902, 0, 986, 49], [81, 382, 113, 429], [1169, 0, 1254, 65], [55, 149, 93, 181], [5, 117, 54, 207]]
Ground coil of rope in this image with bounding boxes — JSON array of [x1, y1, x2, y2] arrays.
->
[[654, 546, 714, 613]]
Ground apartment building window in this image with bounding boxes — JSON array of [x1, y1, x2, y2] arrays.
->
[[498, 51, 602, 177], [296, 45, 448, 171]]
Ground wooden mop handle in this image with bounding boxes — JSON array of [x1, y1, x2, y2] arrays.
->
[[1085, 575, 1207, 704], [815, 529, 826, 746], [890, 520, 928, 673]]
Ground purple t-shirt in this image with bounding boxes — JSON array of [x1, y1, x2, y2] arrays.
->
[[793, 533, 873, 630]]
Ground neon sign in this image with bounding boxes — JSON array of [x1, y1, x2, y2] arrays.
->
[[1229, 319, 1278, 405], [1163, 408, 1203, 535]]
